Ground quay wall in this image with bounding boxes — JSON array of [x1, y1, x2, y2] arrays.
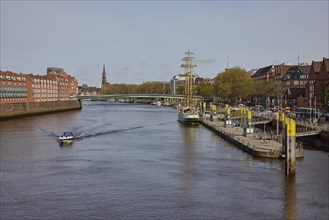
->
[[321, 130, 329, 141], [0, 100, 82, 119], [200, 119, 304, 159], [200, 120, 282, 159]]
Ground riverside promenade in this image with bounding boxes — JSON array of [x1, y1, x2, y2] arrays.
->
[[200, 118, 304, 159]]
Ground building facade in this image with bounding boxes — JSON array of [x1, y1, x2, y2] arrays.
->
[[282, 65, 310, 89], [315, 58, 329, 107], [0, 71, 31, 103], [0, 69, 78, 103], [252, 63, 296, 81]]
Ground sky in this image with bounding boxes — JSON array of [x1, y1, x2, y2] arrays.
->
[[1, 1, 328, 87]]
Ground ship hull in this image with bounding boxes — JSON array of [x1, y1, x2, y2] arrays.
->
[[178, 111, 200, 125]]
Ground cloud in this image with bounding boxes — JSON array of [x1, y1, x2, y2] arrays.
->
[[195, 59, 216, 64]]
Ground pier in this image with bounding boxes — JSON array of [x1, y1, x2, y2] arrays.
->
[[200, 118, 304, 159]]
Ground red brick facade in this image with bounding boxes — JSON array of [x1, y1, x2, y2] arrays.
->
[[306, 58, 329, 108], [0, 70, 78, 104], [316, 58, 329, 107]]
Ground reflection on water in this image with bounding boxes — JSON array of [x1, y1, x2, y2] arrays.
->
[[284, 175, 296, 220], [181, 125, 197, 206], [0, 102, 328, 220]]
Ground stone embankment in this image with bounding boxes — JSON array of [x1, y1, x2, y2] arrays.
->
[[0, 99, 82, 119], [200, 118, 304, 159]]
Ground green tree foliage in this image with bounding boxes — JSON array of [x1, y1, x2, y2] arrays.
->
[[254, 79, 286, 98], [100, 82, 171, 94], [175, 86, 185, 95], [196, 83, 214, 97], [213, 67, 253, 99]]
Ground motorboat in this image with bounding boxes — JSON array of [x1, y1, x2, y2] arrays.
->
[[58, 131, 74, 144]]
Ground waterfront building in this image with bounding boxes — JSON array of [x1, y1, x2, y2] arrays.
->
[[251, 65, 275, 81], [79, 84, 99, 96], [47, 69, 78, 98], [0, 71, 31, 103], [310, 58, 329, 108], [195, 77, 214, 85], [30, 74, 59, 102], [306, 60, 322, 101], [47, 71, 78, 101], [0, 69, 78, 104], [252, 63, 295, 81], [305, 58, 329, 108], [274, 63, 296, 80], [171, 74, 200, 94], [282, 65, 311, 89]]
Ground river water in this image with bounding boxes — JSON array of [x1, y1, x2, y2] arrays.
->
[[1, 101, 328, 220]]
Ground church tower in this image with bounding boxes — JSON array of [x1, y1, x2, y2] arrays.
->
[[101, 64, 107, 88]]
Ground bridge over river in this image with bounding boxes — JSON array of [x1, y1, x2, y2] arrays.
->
[[78, 94, 202, 102]]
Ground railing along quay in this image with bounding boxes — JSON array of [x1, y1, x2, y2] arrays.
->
[[199, 118, 304, 159]]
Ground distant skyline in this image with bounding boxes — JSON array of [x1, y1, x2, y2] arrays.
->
[[1, 1, 328, 87]]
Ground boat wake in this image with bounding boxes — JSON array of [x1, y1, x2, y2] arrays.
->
[[39, 121, 173, 144], [74, 126, 143, 140], [38, 125, 144, 143]]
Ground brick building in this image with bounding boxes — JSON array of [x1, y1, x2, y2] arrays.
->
[[0, 70, 78, 103], [251, 63, 296, 81], [305, 58, 329, 108], [0, 71, 31, 103], [282, 65, 310, 89]]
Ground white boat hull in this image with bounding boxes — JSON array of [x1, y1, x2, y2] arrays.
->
[[59, 139, 74, 144], [58, 132, 74, 144], [178, 111, 200, 125]]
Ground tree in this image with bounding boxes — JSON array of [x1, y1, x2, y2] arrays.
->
[[213, 67, 253, 99], [253, 79, 286, 98], [100, 82, 171, 94], [176, 86, 185, 95], [196, 83, 214, 97]]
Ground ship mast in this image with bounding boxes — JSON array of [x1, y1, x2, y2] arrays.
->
[[181, 51, 197, 108]]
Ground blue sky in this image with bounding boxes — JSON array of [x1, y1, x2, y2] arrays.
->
[[1, 1, 328, 87]]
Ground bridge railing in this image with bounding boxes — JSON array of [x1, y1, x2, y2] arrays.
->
[[295, 119, 329, 131]]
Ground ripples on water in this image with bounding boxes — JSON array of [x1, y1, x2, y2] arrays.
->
[[0, 101, 328, 220]]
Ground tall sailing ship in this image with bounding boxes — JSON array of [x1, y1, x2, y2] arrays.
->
[[178, 51, 200, 125]]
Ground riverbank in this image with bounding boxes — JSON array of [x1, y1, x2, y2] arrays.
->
[[0, 99, 82, 119], [200, 118, 304, 159]]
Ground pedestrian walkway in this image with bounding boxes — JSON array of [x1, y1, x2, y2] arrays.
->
[[200, 118, 304, 159]]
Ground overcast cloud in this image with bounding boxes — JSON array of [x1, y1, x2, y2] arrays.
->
[[1, 1, 328, 87]]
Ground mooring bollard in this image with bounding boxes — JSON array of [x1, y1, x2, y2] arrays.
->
[[244, 110, 254, 137], [224, 105, 232, 128], [285, 118, 296, 175]]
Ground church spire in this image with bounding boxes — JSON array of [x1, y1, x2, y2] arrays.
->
[[102, 64, 107, 88]]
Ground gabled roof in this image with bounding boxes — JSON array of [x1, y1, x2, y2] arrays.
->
[[298, 65, 311, 75], [323, 58, 329, 72], [252, 65, 273, 77], [282, 65, 310, 80], [312, 61, 322, 73]]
